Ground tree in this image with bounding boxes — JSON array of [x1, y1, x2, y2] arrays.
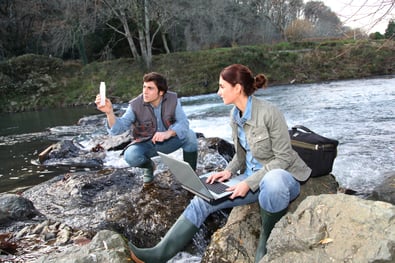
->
[[369, 32, 385, 40], [285, 19, 314, 41], [254, 0, 305, 41], [0, 0, 44, 59], [42, 0, 99, 64], [384, 19, 395, 39], [304, 1, 343, 38], [99, 0, 178, 68]]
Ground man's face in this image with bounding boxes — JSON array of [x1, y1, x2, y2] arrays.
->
[[143, 81, 163, 106]]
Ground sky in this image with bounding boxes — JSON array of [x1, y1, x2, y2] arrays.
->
[[317, 0, 395, 33]]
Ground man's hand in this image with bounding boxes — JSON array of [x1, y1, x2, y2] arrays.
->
[[95, 94, 116, 127], [151, 130, 176, 143], [95, 94, 113, 114]]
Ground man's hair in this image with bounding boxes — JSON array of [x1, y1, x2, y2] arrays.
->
[[143, 72, 168, 93]]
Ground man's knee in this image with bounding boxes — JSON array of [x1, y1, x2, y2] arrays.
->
[[123, 147, 147, 167], [183, 130, 198, 152]]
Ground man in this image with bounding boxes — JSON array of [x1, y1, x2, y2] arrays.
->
[[95, 72, 198, 185]]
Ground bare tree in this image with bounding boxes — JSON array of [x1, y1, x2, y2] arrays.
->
[[99, 0, 177, 68], [335, 0, 394, 34], [304, 1, 343, 37], [41, 0, 99, 63], [0, 0, 44, 59], [253, 0, 305, 41], [285, 19, 314, 40]]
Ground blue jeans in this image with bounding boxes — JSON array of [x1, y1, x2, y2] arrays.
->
[[183, 169, 300, 227], [123, 129, 198, 167]]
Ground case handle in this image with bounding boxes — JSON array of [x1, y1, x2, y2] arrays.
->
[[291, 125, 315, 134]]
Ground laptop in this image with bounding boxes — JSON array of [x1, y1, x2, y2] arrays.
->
[[157, 151, 241, 204]]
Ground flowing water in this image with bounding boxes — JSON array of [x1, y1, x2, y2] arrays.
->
[[0, 76, 394, 195]]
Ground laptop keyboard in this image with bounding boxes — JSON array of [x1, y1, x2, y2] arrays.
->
[[200, 178, 229, 194]]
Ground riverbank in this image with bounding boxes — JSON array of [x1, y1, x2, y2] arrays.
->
[[0, 136, 394, 262], [0, 39, 394, 113]]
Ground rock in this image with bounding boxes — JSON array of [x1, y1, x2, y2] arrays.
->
[[202, 203, 261, 263], [367, 171, 395, 205], [40, 139, 105, 168], [2, 137, 230, 261], [263, 194, 395, 263], [201, 174, 339, 263], [21, 167, 194, 247], [33, 230, 130, 263], [0, 194, 40, 225]]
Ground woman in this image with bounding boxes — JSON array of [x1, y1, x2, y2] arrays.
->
[[129, 64, 311, 263]]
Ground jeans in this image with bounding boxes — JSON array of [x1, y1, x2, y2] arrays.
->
[[123, 129, 197, 167], [183, 168, 300, 227]]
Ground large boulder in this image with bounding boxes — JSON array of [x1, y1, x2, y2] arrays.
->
[[263, 194, 395, 263], [201, 174, 339, 263]]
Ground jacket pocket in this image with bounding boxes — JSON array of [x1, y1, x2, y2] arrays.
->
[[133, 120, 155, 138], [249, 128, 272, 159]]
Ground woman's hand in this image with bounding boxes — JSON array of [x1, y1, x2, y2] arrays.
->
[[205, 170, 250, 199], [227, 181, 250, 199], [205, 170, 232, 184]]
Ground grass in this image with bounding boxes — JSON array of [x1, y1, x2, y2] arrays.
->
[[0, 39, 394, 112]]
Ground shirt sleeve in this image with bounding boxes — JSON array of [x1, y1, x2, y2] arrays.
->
[[107, 105, 135, 136], [168, 99, 190, 140]]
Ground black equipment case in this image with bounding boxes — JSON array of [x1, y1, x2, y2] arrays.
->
[[289, 125, 339, 177]]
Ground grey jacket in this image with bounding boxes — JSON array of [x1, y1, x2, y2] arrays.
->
[[226, 96, 311, 192]]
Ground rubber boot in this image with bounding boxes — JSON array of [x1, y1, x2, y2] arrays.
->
[[254, 208, 287, 263], [141, 159, 155, 185], [129, 214, 199, 263], [183, 150, 198, 171]]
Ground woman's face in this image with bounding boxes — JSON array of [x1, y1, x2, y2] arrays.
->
[[217, 76, 240, 105]]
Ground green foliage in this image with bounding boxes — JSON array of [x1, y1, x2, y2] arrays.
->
[[1, 40, 394, 113], [370, 32, 385, 40], [0, 54, 63, 100], [384, 20, 395, 39]]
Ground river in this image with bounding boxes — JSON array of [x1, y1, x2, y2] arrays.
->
[[0, 76, 394, 195]]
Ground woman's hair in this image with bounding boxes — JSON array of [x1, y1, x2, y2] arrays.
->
[[143, 72, 168, 93], [220, 64, 268, 96]]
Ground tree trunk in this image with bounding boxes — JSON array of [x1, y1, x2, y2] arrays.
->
[[142, 0, 152, 68], [161, 31, 170, 54], [120, 10, 140, 59]]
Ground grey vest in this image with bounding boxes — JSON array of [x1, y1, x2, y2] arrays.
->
[[129, 91, 177, 143]]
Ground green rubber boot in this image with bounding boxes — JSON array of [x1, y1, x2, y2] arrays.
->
[[254, 208, 287, 263], [183, 150, 198, 171], [129, 214, 199, 263], [141, 160, 155, 185]]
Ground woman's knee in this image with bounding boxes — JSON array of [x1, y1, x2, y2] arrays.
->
[[259, 169, 287, 193], [183, 197, 212, 227], [258, 169, 299, 212]]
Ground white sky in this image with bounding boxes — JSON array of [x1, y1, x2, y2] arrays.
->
[[316, 0, 395, 33]]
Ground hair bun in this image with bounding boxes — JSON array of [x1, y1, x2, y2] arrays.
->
[[255, 74, 268, 89]]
